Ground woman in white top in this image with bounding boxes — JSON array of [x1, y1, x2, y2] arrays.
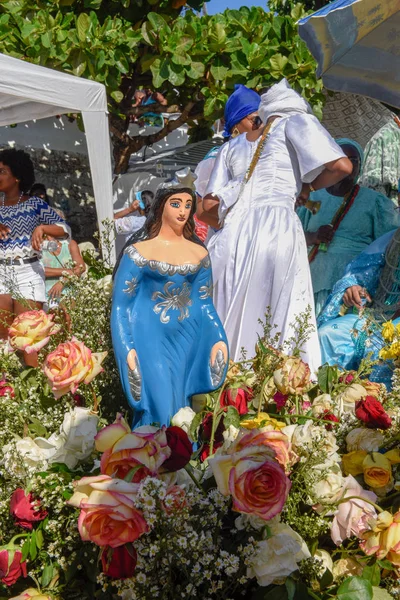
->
[[203, 79, 353, 373]]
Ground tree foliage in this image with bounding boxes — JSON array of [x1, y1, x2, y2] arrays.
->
[[0, 0, 324, 173]]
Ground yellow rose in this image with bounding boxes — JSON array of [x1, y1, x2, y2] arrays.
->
[[342, 450, 367, 476], [363, 452, 392, 489], [10, 590, 53, 600], [241, 413, 286, 430], [382, 321, 395, 342]]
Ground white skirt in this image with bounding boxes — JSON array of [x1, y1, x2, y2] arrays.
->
[[207, 197, 321, 374], [0, 260, 46, 303]]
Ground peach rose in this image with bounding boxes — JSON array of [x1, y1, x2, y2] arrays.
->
[[361, 510, 400, 566], [43, 337, 107, 398], [233, 429, 292, 472], [68, 474, 148, 548], [273, 357, 311, 395], [209, 430, 291, 520], [95, 415, 171, 479], [9, 310, 60, 354]]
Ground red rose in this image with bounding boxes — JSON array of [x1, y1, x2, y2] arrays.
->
[[162, 426, 193, 472], [339, 372, 356, 384], [101, 544, 137, 579], [10, 489, 48, 530], [72, 392, 84, 406], [0, 379, 14, 398], [201, 413, 225, 443], [321, 410, 340, 431], [0, 549, 27, 586], [200, 442, 223, 462], [220, 388, 252, 416], [355, 396, 392, 430], [273, 391, 288, 410]]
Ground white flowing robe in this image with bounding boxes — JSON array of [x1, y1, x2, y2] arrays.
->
[[206, 114, 345, 373]]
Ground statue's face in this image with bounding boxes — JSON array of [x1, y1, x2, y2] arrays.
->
[[162, 192, 193, 229]]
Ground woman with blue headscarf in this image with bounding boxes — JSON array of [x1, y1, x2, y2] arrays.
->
[[297, 138, 398, 317], [195, 84, 261, 231]]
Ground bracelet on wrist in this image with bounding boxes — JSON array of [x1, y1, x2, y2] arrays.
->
[[309, 183, 316, 193]]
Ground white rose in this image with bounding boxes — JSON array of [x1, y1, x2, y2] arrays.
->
[[283, 421, 338, 456], [346, 428, 384, 452], [222, 425, 240, 446], [313, 461, 345, 505], [171, 406, 196, 438], [337, 384, 367, 414], [78, 241, 99, 257], [96, 275, 113, 297], [314, 549, 333, 574], [311, 394, 332, 416], [10, 437, 59, 472], [247, 524, 310, 586], [47, 407, 99, 469]]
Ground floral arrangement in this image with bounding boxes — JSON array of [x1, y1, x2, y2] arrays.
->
[[1, 296, 400, 599]]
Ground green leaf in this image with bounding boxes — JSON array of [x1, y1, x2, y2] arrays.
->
[[41, 564, 54, 588], [210, 57, 228, 81], [77, 13, 90, 43], [111, 90, 124, 103], [71, 49, 87, 77], [291, 3, 306, 22], [36, 529, 44, 549], [372, 587, 394, 600], [362, 564, 381, 587], [148, 12, 167, 32], [224, 405, 240, 429], [41, 32, 51, 49], [337, 576, 373, 600], [252, 585, 288, 600], [29, 531, 37, 561], [141, 21, 156, 45], [270, 53, 288, 75], [377, 559, 395, 570], [317, 364, 338, 394], [21, 538, 30, 562], [189, 411, 203, 442], [169, 63, 185, 86], [285, 578, 296, 600], [186, 61, 205, 79]]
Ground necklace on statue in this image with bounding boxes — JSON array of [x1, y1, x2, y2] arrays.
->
[[0, 191, 24, 208]]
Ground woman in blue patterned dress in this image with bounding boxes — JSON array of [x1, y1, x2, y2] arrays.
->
[[0, 149, 70, 364]]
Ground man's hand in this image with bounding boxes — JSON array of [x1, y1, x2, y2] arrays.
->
[[296, 183, 311, 207], [129, 200, 140, 213], [343, 285, 371, 309]]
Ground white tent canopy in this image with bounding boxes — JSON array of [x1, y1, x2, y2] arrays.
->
[[0, 53, 114, 261]]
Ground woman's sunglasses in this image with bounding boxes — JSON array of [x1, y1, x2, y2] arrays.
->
[[246, 115, 262, 128]]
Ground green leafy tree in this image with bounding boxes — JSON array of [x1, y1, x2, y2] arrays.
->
[[0, 0, 323, 173], [269, 0, 329, 15]]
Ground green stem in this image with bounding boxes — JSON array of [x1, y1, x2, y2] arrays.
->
[[183, 464, 206, 495], [209, 383, 227, 456], [307, 590, 323, 600], [262, 411, 340, 426]]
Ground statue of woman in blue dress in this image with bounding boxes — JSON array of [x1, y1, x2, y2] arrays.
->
[[111, 183, 229, 428]]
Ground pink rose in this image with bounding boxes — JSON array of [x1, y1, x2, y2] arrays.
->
[[0, 379, 14, 398], [331, 475, 377, 545], [273, 357, 311, 395], [209, 429, 291, 521], [43, 337, 107, 398], [95, 415, 171, 479], [9, 310, 60, 354], [68, 474, 148, 548]]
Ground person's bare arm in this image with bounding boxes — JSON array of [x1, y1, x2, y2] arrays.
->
[[196, 196, 220, 230], [114, 200, 140, 220], [297, 157, 353, 204], [69, 240, 86, 276]]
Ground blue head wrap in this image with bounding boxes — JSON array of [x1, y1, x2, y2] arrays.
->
[[223, 84, 261, 138], [336, 137, 364, 172]]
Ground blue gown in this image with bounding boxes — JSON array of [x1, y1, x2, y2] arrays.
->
[[111, 245, 228, 427], [318, 229, 398, 387]]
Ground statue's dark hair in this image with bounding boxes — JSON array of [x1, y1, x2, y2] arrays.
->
[[113, 187, 203, 276]]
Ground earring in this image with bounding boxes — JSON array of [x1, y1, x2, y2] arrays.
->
[[15, 179, 19, 183], [231, 126, 240, 138]]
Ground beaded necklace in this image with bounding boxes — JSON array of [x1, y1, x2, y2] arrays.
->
[[0, 191, 24, 207], [224, 121, 273, 219]]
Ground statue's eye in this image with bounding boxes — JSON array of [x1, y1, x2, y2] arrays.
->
[[170, 202, 180, 208], [185, 203, 192, 209]]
